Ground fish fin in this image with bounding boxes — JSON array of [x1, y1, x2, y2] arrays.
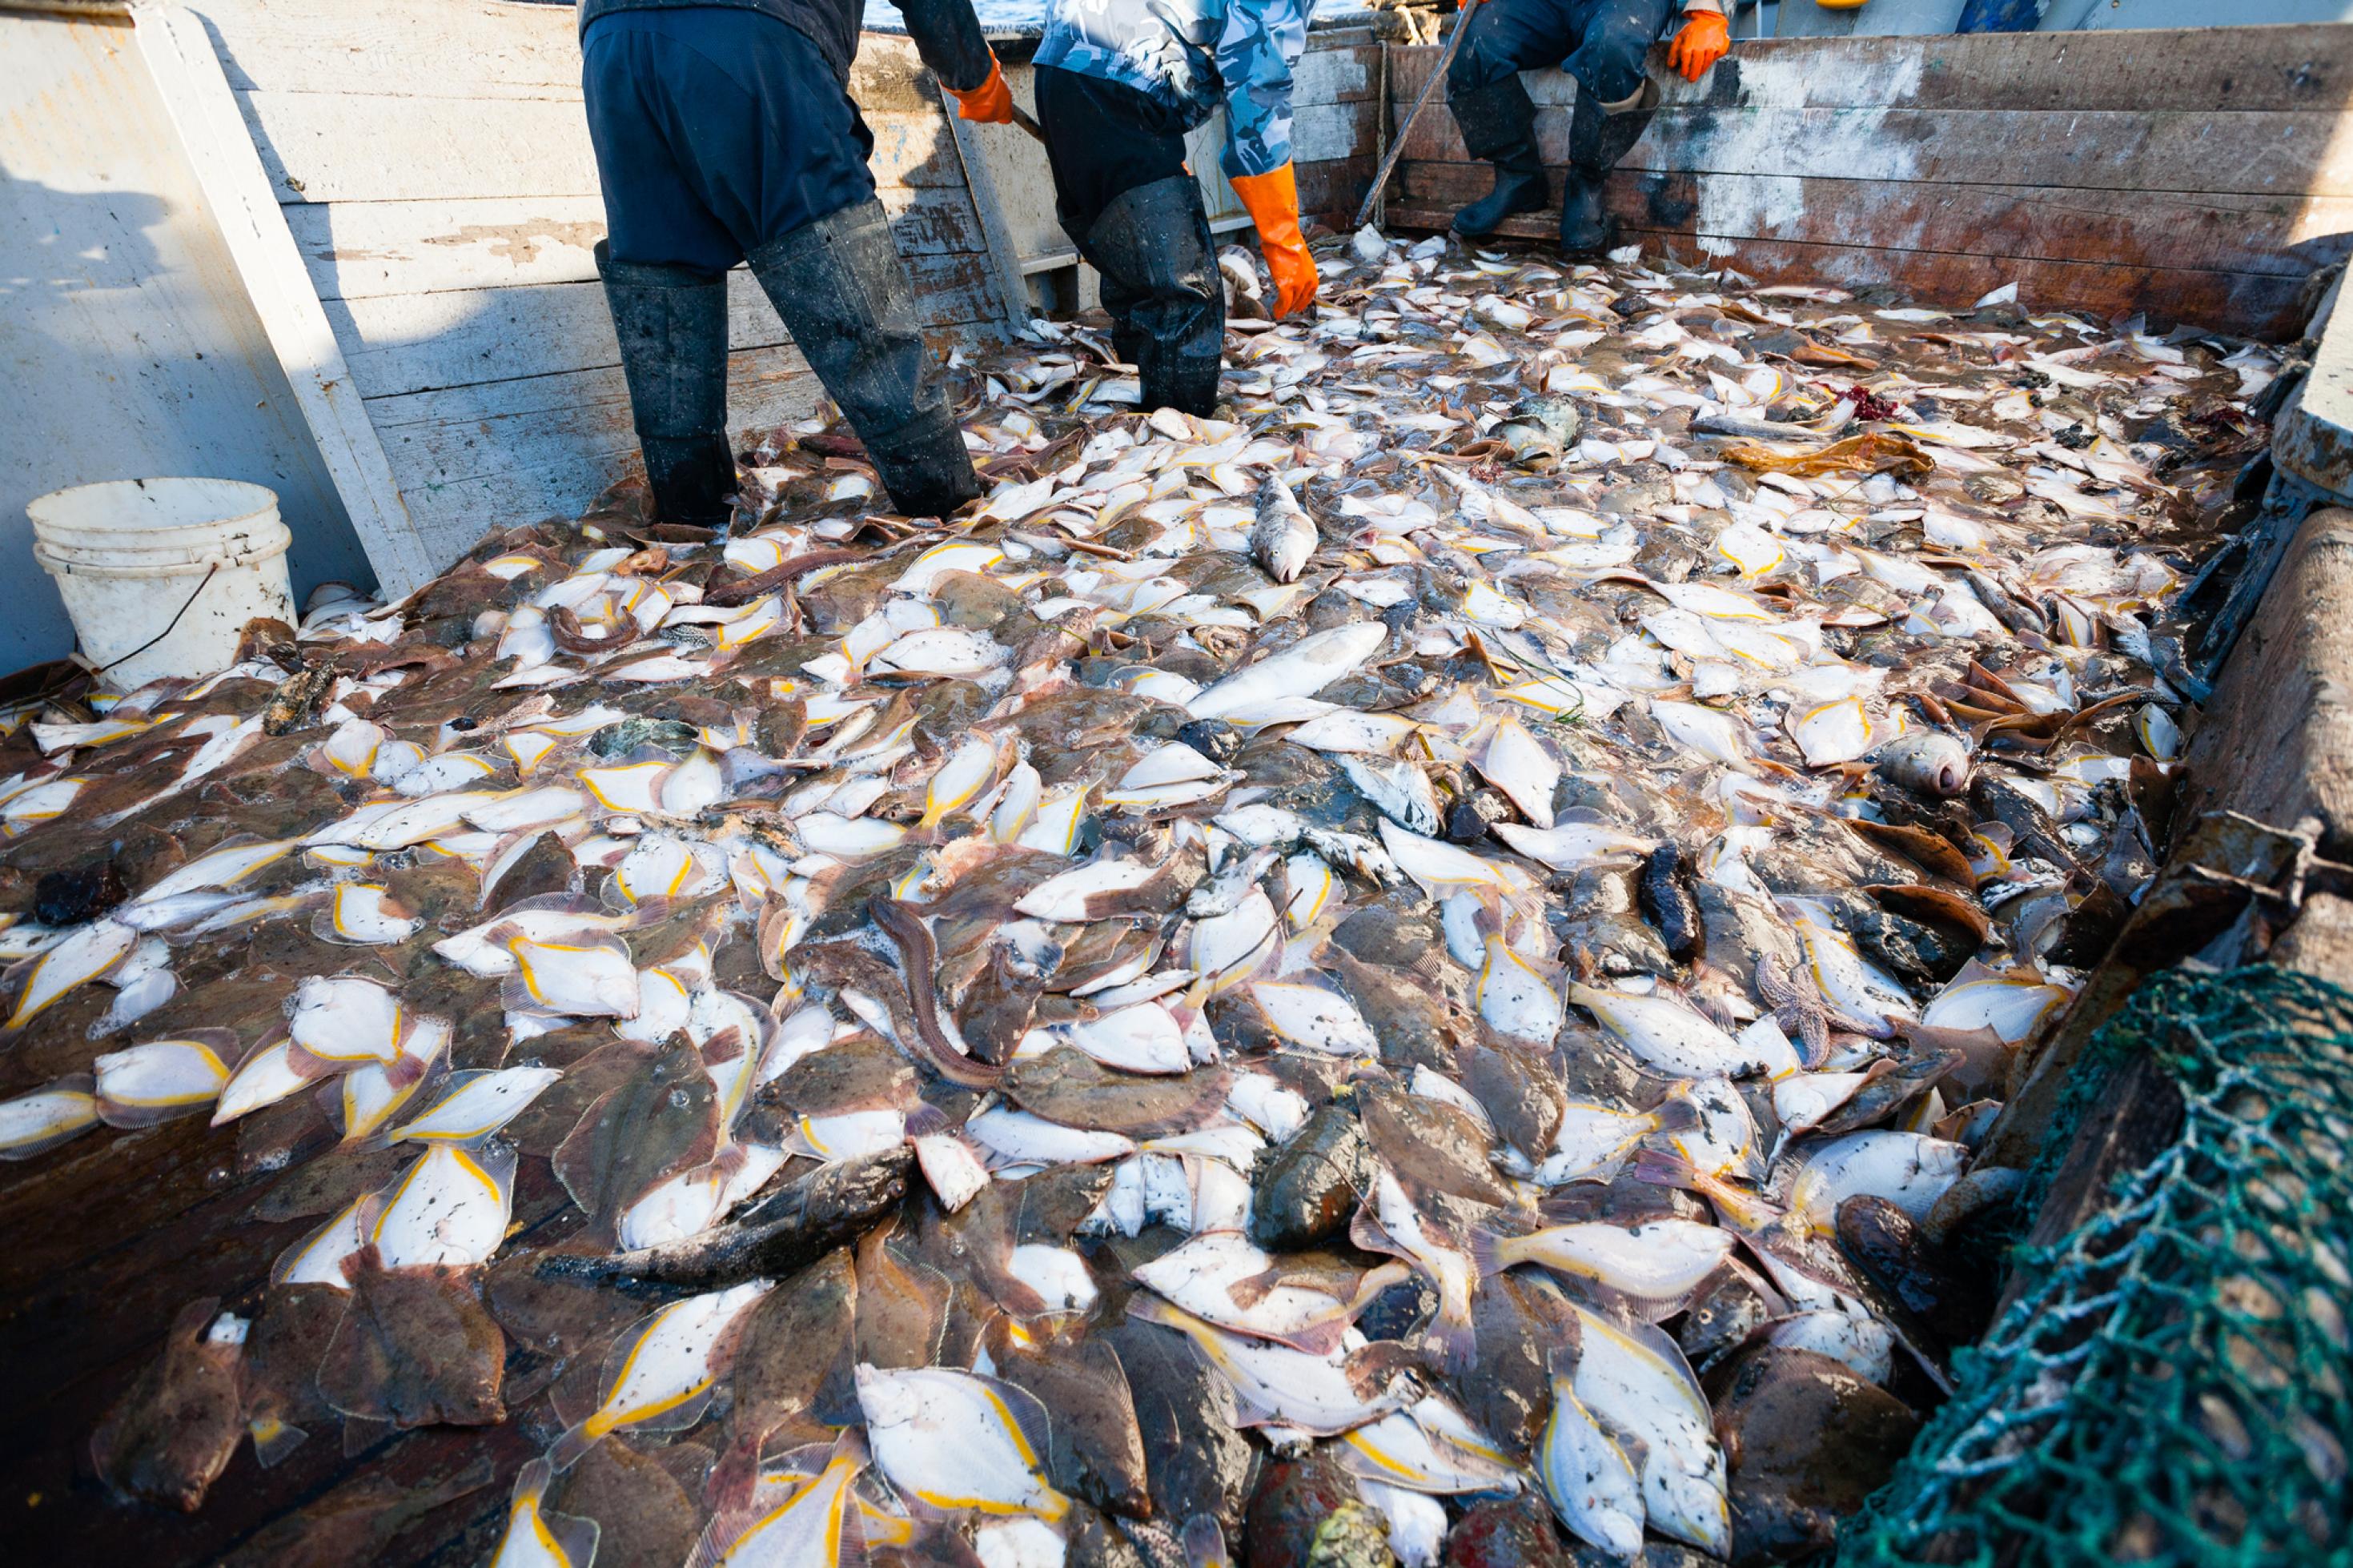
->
[[382, 1050, 432, 1093], [833, 1506, 875, 1568], [546, 1510, 603, 1568], [1341, 1259, 1413, 1317], [1281, 1317, 1353, 1358], [1347, 1207, 1399, 1258], [687, 1443, 765, 1568], [1592, 1303, 1713, 1411], [249, 1415, 308, 1469], [511, 1454, 556, 1510], [544, 1420, 602, 1474], [1648, 1091, 1705, 1138], [1181, 1514, 1231, 1568], [975, 1370, 1058, 1480], [1587, 1278, 1713, 1327], [340, 1413, 395, 1457], [1601, 1415, 1651, 1482], [1467, 1226, 1514, 1278], [699, 1026, 746, 1069], [1123, 1293, 1191, 1333], [904, 1102, 952, 1139]]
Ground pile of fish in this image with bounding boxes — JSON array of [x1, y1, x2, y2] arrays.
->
[[0, 231, 2272, 1567]]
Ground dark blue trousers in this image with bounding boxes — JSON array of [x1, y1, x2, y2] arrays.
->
[[581, 7, 877, 275], [1448, 0, 1676, 110]]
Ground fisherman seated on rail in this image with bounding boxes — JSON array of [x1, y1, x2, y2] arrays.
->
[[577, 0, 1002, 526], [946, 0, 1321, 417], [1444, 0, 1729, 255]]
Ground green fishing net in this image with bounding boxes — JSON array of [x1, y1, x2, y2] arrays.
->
[[1838, 964, 2353, 1568]]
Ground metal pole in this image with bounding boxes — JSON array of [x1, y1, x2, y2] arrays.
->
[[1352, 9, 1473, 234]]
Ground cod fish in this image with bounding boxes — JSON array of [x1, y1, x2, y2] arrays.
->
[[1251, 474, 1317, 583], [544, 1146, 913, 1292]]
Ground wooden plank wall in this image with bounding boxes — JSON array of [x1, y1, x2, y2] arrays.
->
[[1379, 23, 2353, 339], [1287, 27, 1385, 229], [189, 0, 1010, 567]]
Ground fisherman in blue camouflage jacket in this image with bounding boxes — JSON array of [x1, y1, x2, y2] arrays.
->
[[952, 0, 1322, 415]]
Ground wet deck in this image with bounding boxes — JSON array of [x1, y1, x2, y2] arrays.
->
[[2, 1114, 556, 1563]]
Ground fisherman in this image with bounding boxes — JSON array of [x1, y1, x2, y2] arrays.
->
[[579, 0, 1014, 525], [1444, 0, 1730, 254], [951, 0, 1321, 416]]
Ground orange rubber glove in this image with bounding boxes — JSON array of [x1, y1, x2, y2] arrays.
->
[[948, 54, 1014, 124], [1665, 10, 1729, 82], [1230, 162, 1319, 319]]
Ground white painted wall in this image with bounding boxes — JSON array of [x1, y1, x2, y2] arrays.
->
[[0, 4, 374, 673]]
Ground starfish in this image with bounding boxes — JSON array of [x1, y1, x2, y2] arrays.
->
[[1756, 952, 1881, 1066]]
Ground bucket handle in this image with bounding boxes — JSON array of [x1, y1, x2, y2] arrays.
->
[[90, 563, 219, 677]]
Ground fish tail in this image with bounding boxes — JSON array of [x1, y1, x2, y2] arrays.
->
[[1648, 1090, 1705, 1138], [248, 1413, 308, 1469], [1468, 1226, 1517, 1277], [1636, 1147, 1777, 1229], [1224, 1266, 1279, 1309], [1425, 1293, 1480, 1374], [1181, 1514, 1232, 1568], [544, 1419, 602, 1473], [511, 1455, 555, 1510], [1630, 1145, 1701, 1192]]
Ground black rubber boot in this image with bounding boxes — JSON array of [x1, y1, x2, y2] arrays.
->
[[596, 241, 737, 528], [1558, 84, 1656, 258], [745, 199, 981, 519], [1448, 77, 1547, 239], [1083, 175, 1224, 417]]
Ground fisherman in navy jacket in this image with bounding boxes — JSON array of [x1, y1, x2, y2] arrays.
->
[[576, 0, 1006, 524]]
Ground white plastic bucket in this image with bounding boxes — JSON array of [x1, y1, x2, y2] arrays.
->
[[28, 478, 295, 694]]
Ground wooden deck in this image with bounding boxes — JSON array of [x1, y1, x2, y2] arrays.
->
[[0, 1113, 568, 1561]]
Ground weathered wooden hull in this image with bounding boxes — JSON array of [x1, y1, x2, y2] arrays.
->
[[1374, 25, 2353, 339]]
